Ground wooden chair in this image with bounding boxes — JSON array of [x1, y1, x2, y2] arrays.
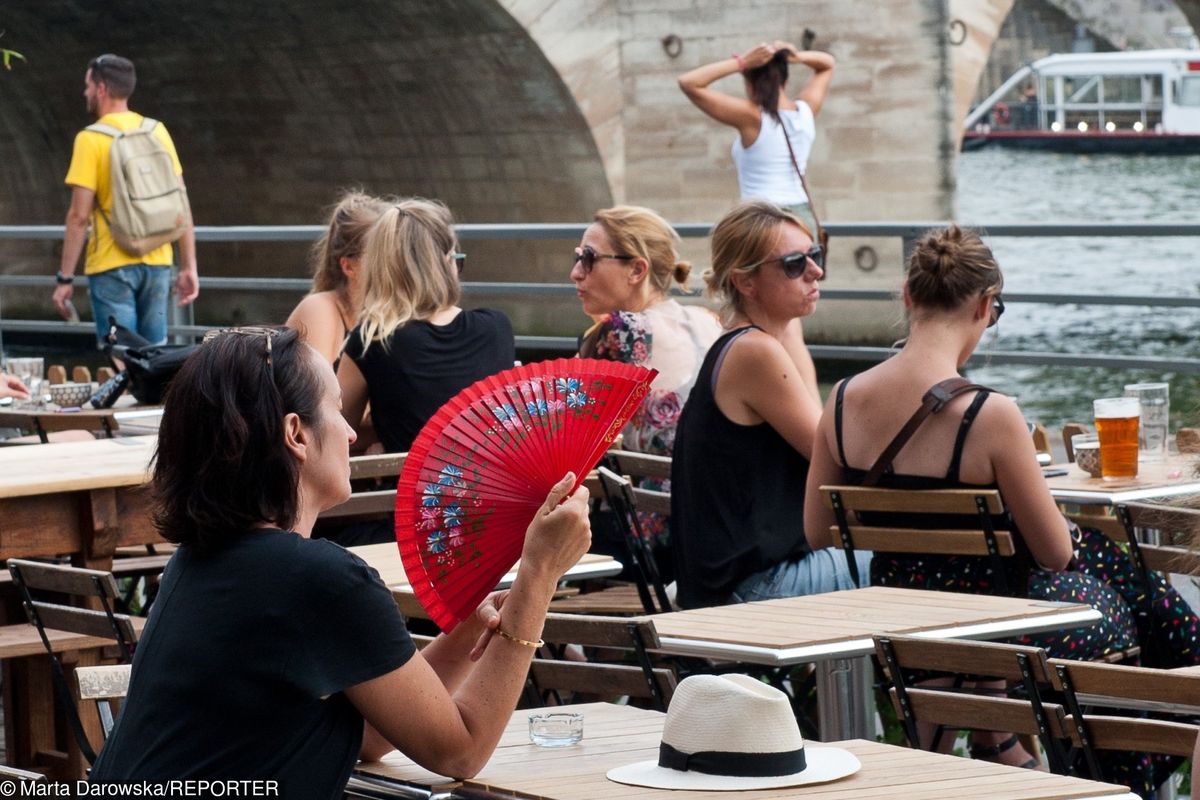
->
[[1047, 658, 1200, 783], [820, 485, 1015, 594], [8, 559, 140, 765], [528, 613, 676, 712], [550, 460, 673, 615], [0, 765, 47, 785], [873, 634, 1070, 773], [76, 663, 131, 740]]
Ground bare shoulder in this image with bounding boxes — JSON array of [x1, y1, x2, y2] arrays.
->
[[969, 391, 1031, 439], [287, 291, 340, 329]]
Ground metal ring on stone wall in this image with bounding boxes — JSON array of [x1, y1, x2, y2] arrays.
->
[[854, 245, 879, 273], [947, 19, 967, 46], [662, 34, 683, 58]]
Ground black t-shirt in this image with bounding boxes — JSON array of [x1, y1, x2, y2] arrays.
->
[[90, 530, 415, 799], [342, 308, 515, 453]]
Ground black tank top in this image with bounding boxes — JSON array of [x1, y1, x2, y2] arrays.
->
[[671, 327, 812, 609]]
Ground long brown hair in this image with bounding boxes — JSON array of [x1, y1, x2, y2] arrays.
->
[[310, 191, 390, 294], [745, 51, 790, 122]]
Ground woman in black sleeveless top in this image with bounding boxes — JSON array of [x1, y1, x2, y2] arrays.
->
[[671, 200, 870, 609], [803, 227, 1199, 791]]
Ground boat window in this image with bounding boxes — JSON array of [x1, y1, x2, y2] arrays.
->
[[1065, 75, 1100, 103], [1104, 75, 1143, 104], [1178, 76, 1200, 106]]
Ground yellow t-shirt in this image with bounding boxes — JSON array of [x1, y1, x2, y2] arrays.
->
[[64, 111, 184, 275]]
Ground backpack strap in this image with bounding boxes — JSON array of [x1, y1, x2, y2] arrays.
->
[[138, 116, 159, 133], [84, 122, 122, 138], [861, 377, 989, 487]]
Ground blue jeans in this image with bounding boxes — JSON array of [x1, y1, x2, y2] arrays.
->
[[731, 547, 873, 603], [88, 264, 172, 346]]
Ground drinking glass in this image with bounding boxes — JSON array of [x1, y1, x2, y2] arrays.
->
[[1071, 433, 1102, 478], [1093, 396, 1140, 480], [1124, 382, 1168, 463], [528, 712, 583, 747]]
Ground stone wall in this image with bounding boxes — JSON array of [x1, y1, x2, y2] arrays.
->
[[0, 0, 1056, 343]]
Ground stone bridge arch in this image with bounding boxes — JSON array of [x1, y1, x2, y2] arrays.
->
[[2, 0, 1182, 339]]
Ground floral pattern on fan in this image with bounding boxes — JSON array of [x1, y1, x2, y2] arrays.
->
[[396, 359, 657, 632]]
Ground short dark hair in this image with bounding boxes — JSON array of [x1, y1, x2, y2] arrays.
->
[[88, 54, 136, 99], [152, 327, 324, 551]]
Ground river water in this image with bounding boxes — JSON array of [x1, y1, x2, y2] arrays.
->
[[955, 148, 1200, 434]]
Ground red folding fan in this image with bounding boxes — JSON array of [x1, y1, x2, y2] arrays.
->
[[395, 358, 657, 632]]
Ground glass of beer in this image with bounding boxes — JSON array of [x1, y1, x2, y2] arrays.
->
[[1093, 396, 1140, 479]]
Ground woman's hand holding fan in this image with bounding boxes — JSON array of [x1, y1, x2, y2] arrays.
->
[[468, 472, 592, 659], [396, 358, 656, 631]]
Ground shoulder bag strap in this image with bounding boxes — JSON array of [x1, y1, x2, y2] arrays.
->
[[861, 377, 988, 487], [781, 122, 823, 236]]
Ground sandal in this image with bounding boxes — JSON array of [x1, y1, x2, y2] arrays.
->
[[969, 733, 1041, 769]]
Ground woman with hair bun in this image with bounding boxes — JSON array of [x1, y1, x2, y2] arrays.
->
[[803, 226, 1199, 787], [679, 40, 833, 233], [670, 199, 867, 610], [286, 191, 391, 366], [572, 205, 721, 577]]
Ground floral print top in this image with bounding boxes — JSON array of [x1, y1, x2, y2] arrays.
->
[[581, 299, 721, 544]]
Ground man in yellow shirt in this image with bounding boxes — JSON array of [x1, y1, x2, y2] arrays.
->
[[52, 54, 199, 345]]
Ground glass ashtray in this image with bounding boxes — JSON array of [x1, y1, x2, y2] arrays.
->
[[528, 712, 583, 747]]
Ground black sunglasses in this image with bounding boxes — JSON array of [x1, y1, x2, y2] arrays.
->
[[988, 294, 1005, 328], [452, 252, 466, 273], [573, 245, 636, 275], [746, 245, 825, 280]]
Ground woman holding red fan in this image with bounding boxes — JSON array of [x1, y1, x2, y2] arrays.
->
[[89, 327, 591, 796], [670, 200, 869, 609], [573, 205, 721, 579]]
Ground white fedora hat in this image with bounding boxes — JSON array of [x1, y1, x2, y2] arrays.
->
[[607, 673, 860, 791]]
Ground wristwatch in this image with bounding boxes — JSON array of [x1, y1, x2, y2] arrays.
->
[[55, 271, 74, 285]]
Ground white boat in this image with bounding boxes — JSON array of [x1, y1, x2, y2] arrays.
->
[[963, 49, 1200, 153]]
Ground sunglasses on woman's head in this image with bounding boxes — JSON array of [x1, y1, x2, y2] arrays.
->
[[746, 245, 825, 280], [573, 245, 636, 274], [988, 294, 1005, 327], [202, 325, 282, 379]]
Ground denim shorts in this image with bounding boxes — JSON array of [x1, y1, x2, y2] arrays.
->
[[731, 547, 873, 603], [88, 264, 172, 346]]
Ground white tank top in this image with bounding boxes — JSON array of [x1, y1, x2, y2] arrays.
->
[[731, 102, 815, 206]]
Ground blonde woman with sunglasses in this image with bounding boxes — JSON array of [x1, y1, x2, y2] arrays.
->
[[670, 200, 867, 610], [570, 206, 720, 580]]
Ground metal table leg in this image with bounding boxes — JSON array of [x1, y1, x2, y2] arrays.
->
[[815, 655, 877, 741]]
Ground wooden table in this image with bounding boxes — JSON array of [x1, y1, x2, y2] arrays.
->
[[1045, 455, 1200, 505], [354, 702, 1136, 800], [0, 435, 161, 566], [646, 587, 1100, 742], [349, 543, 623, 619], [0, 397, 161, 443]]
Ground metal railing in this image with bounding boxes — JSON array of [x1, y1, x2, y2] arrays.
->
[[2, 222, 1199, 372]]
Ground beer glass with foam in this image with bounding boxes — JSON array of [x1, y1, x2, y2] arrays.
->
[[1093, 396, 1140, 479]]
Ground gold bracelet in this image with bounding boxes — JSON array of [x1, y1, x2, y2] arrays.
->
[[495, 627, 544, 648]]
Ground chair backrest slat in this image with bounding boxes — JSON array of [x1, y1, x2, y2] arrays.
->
[[9, 559, 120, 599], [629, 487, 670, 517], [830, 527, 1016, 557], [30, 603, 138, 642], [1048, 658, 1200, 709], [876, 635, 1053, 683], [348, 452, 407, 481], [607, 450, 672, 481], [1065, 716, 1198, 758], [541, 614, 661, 650], [820, 486, 1005, 515], [900, 688, 1069, 739]]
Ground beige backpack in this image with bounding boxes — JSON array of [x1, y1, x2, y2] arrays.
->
[[86, 116, 192, 256]]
